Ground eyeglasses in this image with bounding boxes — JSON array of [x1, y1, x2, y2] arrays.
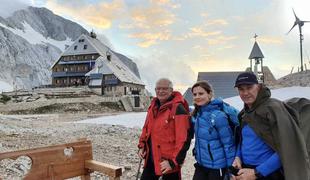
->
[[155, 87, 170, 91]]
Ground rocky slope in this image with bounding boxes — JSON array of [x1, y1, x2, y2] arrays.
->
[[276, 70, 310, 87]]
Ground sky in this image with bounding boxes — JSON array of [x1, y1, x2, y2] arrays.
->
[[1, 0, 310, 94]]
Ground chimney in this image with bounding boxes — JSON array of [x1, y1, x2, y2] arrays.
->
[[106, 50, 111, 61], [90, 30, 97, 39]]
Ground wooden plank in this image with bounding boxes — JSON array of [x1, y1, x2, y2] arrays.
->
[[0, 140, 93, 178], [0, 140, 122, 179], [85, 160, 122, 178], [29, 145, 92, 167], [0, 140, 92, 160]]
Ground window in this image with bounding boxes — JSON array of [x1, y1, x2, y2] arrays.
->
[[78, 39, 85, 42], [84, 45, 87, 49], [74, 45, 77, 50]]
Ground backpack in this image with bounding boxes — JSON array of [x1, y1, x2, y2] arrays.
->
[[284, 98, 310, 155]]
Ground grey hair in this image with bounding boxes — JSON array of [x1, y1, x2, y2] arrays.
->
[[156, 78, 173, 89]]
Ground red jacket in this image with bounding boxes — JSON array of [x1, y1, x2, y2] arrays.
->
[[138, 91, 191, 176]]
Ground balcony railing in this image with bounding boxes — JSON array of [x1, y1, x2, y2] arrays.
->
[[52, 72, 87, 77], [58, 60, 96, 65]]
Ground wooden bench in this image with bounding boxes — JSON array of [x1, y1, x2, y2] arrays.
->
[[0, 139, 122, 180]]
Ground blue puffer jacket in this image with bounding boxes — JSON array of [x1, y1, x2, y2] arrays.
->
[[192, 98, 237, 169]]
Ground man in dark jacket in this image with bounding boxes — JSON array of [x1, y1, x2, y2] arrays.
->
[[231, 72, 310, 180], [138, 78, 192, 180]]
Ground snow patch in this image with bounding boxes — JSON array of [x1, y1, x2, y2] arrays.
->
[[75, 112, 147, 128], [0, 22, 73, 51], [0, 81, 13, 93]]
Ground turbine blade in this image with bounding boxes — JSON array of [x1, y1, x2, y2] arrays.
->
[[287, 23, 297, 34], [292, 8, 298, 20]]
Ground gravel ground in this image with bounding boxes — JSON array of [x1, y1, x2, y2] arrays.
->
[[0, 113, 195, 180]]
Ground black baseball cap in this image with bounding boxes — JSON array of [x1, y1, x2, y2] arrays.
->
[[234, 72, 258, 87]]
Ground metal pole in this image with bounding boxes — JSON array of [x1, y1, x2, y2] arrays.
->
[[300, 31, 304, 71], [136, 158, 142, 180]]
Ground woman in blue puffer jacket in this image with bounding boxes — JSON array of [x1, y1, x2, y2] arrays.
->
[[191, 80, 239, 180]]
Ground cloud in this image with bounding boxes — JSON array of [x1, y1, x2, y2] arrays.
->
[[205, 19, 228, 26], [128, 31, 171, 47], [0, 0, 32, 17], [207, 35, 238, 45], [118, 23, 135, 29], [130, 6, 176, 28], [256, 36, 284, 44], [45, 0, 125, 29], [121, 1, 177, 47], [150, 0, 181, 9], [189, 57, 246, 73], [135, 53, 196, 94], [188, 27, 222, 38]]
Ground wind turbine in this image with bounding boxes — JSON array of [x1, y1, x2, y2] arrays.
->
[[287, 9, 310, 72]]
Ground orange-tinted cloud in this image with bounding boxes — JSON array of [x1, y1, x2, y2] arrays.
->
[[150, 0, 180, 8], [189, 27, 222, 37], [206, 19, 228, 26], [130, 6, 176, 28], [128, 31, 171, 47], [208, 35, 238, 45], [46, 0, 125, 29], [124, 1, 178, 47], [256, 37, 284, 44]]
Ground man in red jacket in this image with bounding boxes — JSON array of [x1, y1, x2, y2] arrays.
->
[[138, 78, 192, 180]]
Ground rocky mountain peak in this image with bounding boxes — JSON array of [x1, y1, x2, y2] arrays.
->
[[0, 6, 141, 90]]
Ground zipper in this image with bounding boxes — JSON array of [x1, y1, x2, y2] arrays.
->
[[194, 115, 202, 164], [208, 144, 214, 161]]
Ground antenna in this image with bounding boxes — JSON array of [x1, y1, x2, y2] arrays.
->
[[287, 9, 310, 71]]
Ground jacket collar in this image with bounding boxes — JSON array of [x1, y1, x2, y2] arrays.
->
[[151, 91, 185, 110], [199, 98, 223, 112]]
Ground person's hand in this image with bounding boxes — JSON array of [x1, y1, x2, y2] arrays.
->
[[236, 168, 256, 180], [138, 148, 146, 159], [232, 157, 242, 169], [160, 160, 172, 174]]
